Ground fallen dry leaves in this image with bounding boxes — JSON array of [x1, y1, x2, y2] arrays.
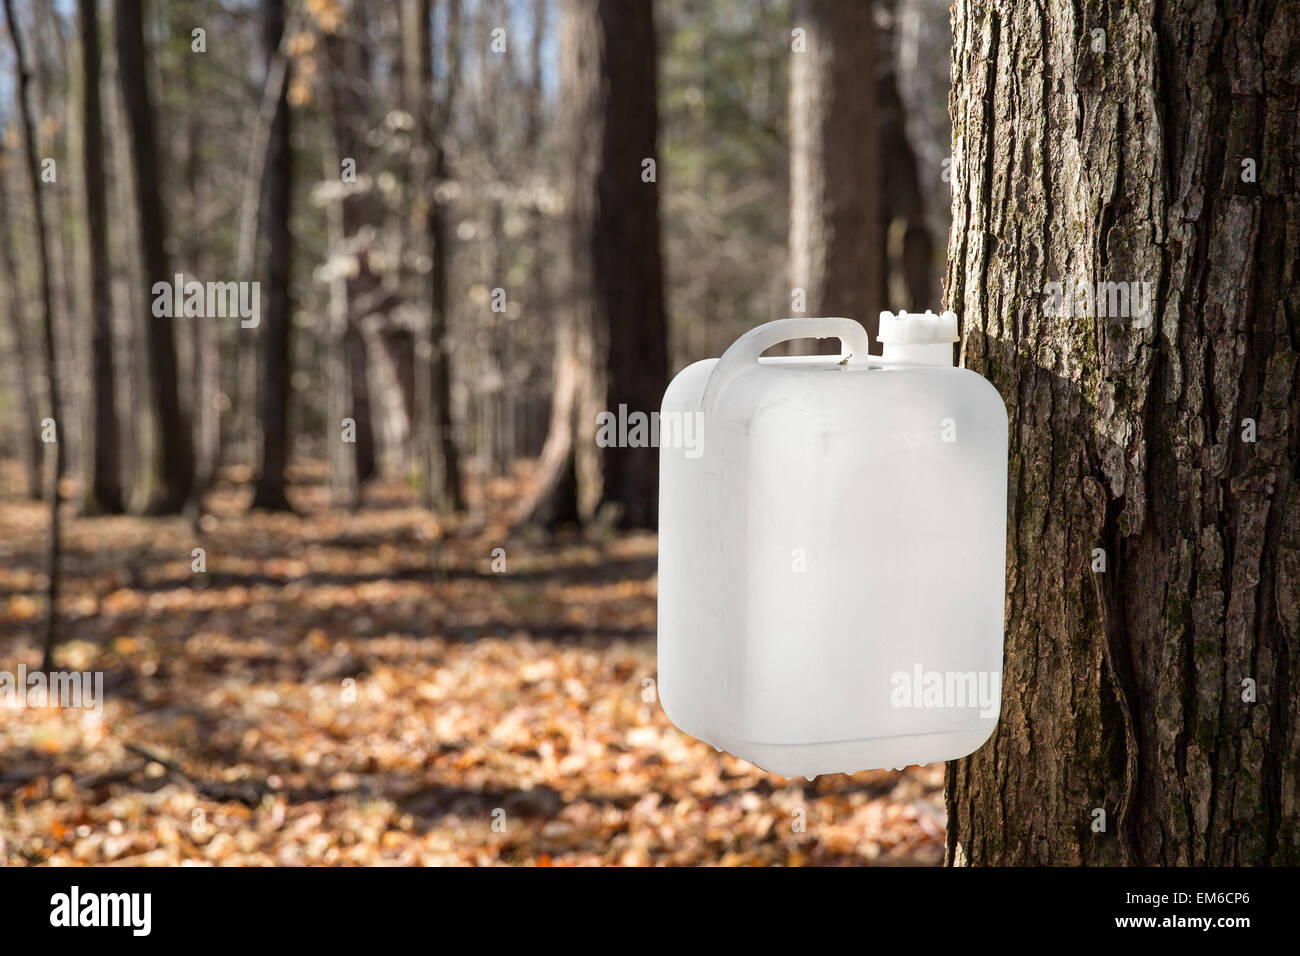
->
[[0, 464, 946, 866]]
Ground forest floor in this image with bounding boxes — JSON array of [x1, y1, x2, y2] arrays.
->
[[0, 461, 945, 866]]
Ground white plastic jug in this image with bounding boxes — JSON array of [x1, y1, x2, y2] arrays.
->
[[657, 313, 1008, 778]]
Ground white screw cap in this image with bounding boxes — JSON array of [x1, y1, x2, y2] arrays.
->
[[876, 309, 959, 345]]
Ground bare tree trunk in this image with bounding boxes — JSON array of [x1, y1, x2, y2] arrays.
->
[[516, 317, 582, 528], [322, 150, 359, 510], [437, 0, 465, 511], [4, 0, 64, 669], [250, 0, 293, 511], [401, 0, 431, 506], [78, 0, 123, 514], [945, 0, 1300, 865], [789, 0, 881, 344], [232, 26, 288, 480], [519, 0, 668, 530], [318, 3, 365, 509], [346, 330, 377, 485], [33, 0, 86, 493], [473, 0, 508, 480], [317, 7, 380, 494], [875, 0, 935, 309], [0, 135, 43, 500], [114, 0, 192, 513], [405, 0, 464, 512], [592, 0, 668, 528], [107, 35, 142, 502], [175, 20, 218, 526], [895, 0, 952, 265], [517, 0, 548, 466], [429, 143, 463, 510]]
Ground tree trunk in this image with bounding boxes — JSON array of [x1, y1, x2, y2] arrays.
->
[[250, 0, 294, 511], [520, 0, 668, 530], [516, 316, 583, 528], [429, 146, 463, 510], [433, 0, 464, 511], [114, 0, 192, 513], [4, 0, 64, 669], [875, 0, 936, 310], [337, 324, 377, 487], [789, 0, 881, 345], [0, 135, 43, 500], [895, 0, 953, 266], [106, 34, 142, 502], [33, 0, 86, 493], [320, 13, 359, 510], [945, 0, 1300, 865], [175, 16, 218, 527], [590, 0, 669, 529], [78, 0, 123, 514], [321, 6, 380, 501], [403, 0, 463, 513], [233, 21, 286, 479], [518, 0, 549, 466], [322, 150, 359, 510]]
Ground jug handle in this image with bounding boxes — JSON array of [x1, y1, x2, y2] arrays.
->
[[701, 317, 870, 413]]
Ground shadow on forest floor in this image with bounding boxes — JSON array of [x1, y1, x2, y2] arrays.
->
[[0, 460, 944, 866]]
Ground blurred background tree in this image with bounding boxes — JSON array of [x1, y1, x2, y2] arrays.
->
[[1, 0, 953, 647]]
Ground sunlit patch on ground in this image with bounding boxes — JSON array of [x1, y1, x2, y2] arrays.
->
[[0, 463, 945, 866]]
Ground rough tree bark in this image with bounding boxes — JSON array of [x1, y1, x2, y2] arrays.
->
[[945, 0, 1299, 865], [114, 0, 193, 513], [519, 0, 669, 530], [4, 0, 64, 669], [789, 0, 881, 345], [251, 0, 294, 510], [78, 0, 123, 514]]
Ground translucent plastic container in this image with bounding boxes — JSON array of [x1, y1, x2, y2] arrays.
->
[[657, 314, 1008, 778]]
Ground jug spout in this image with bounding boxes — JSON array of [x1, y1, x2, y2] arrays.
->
[[877, 310, 958, 366]]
